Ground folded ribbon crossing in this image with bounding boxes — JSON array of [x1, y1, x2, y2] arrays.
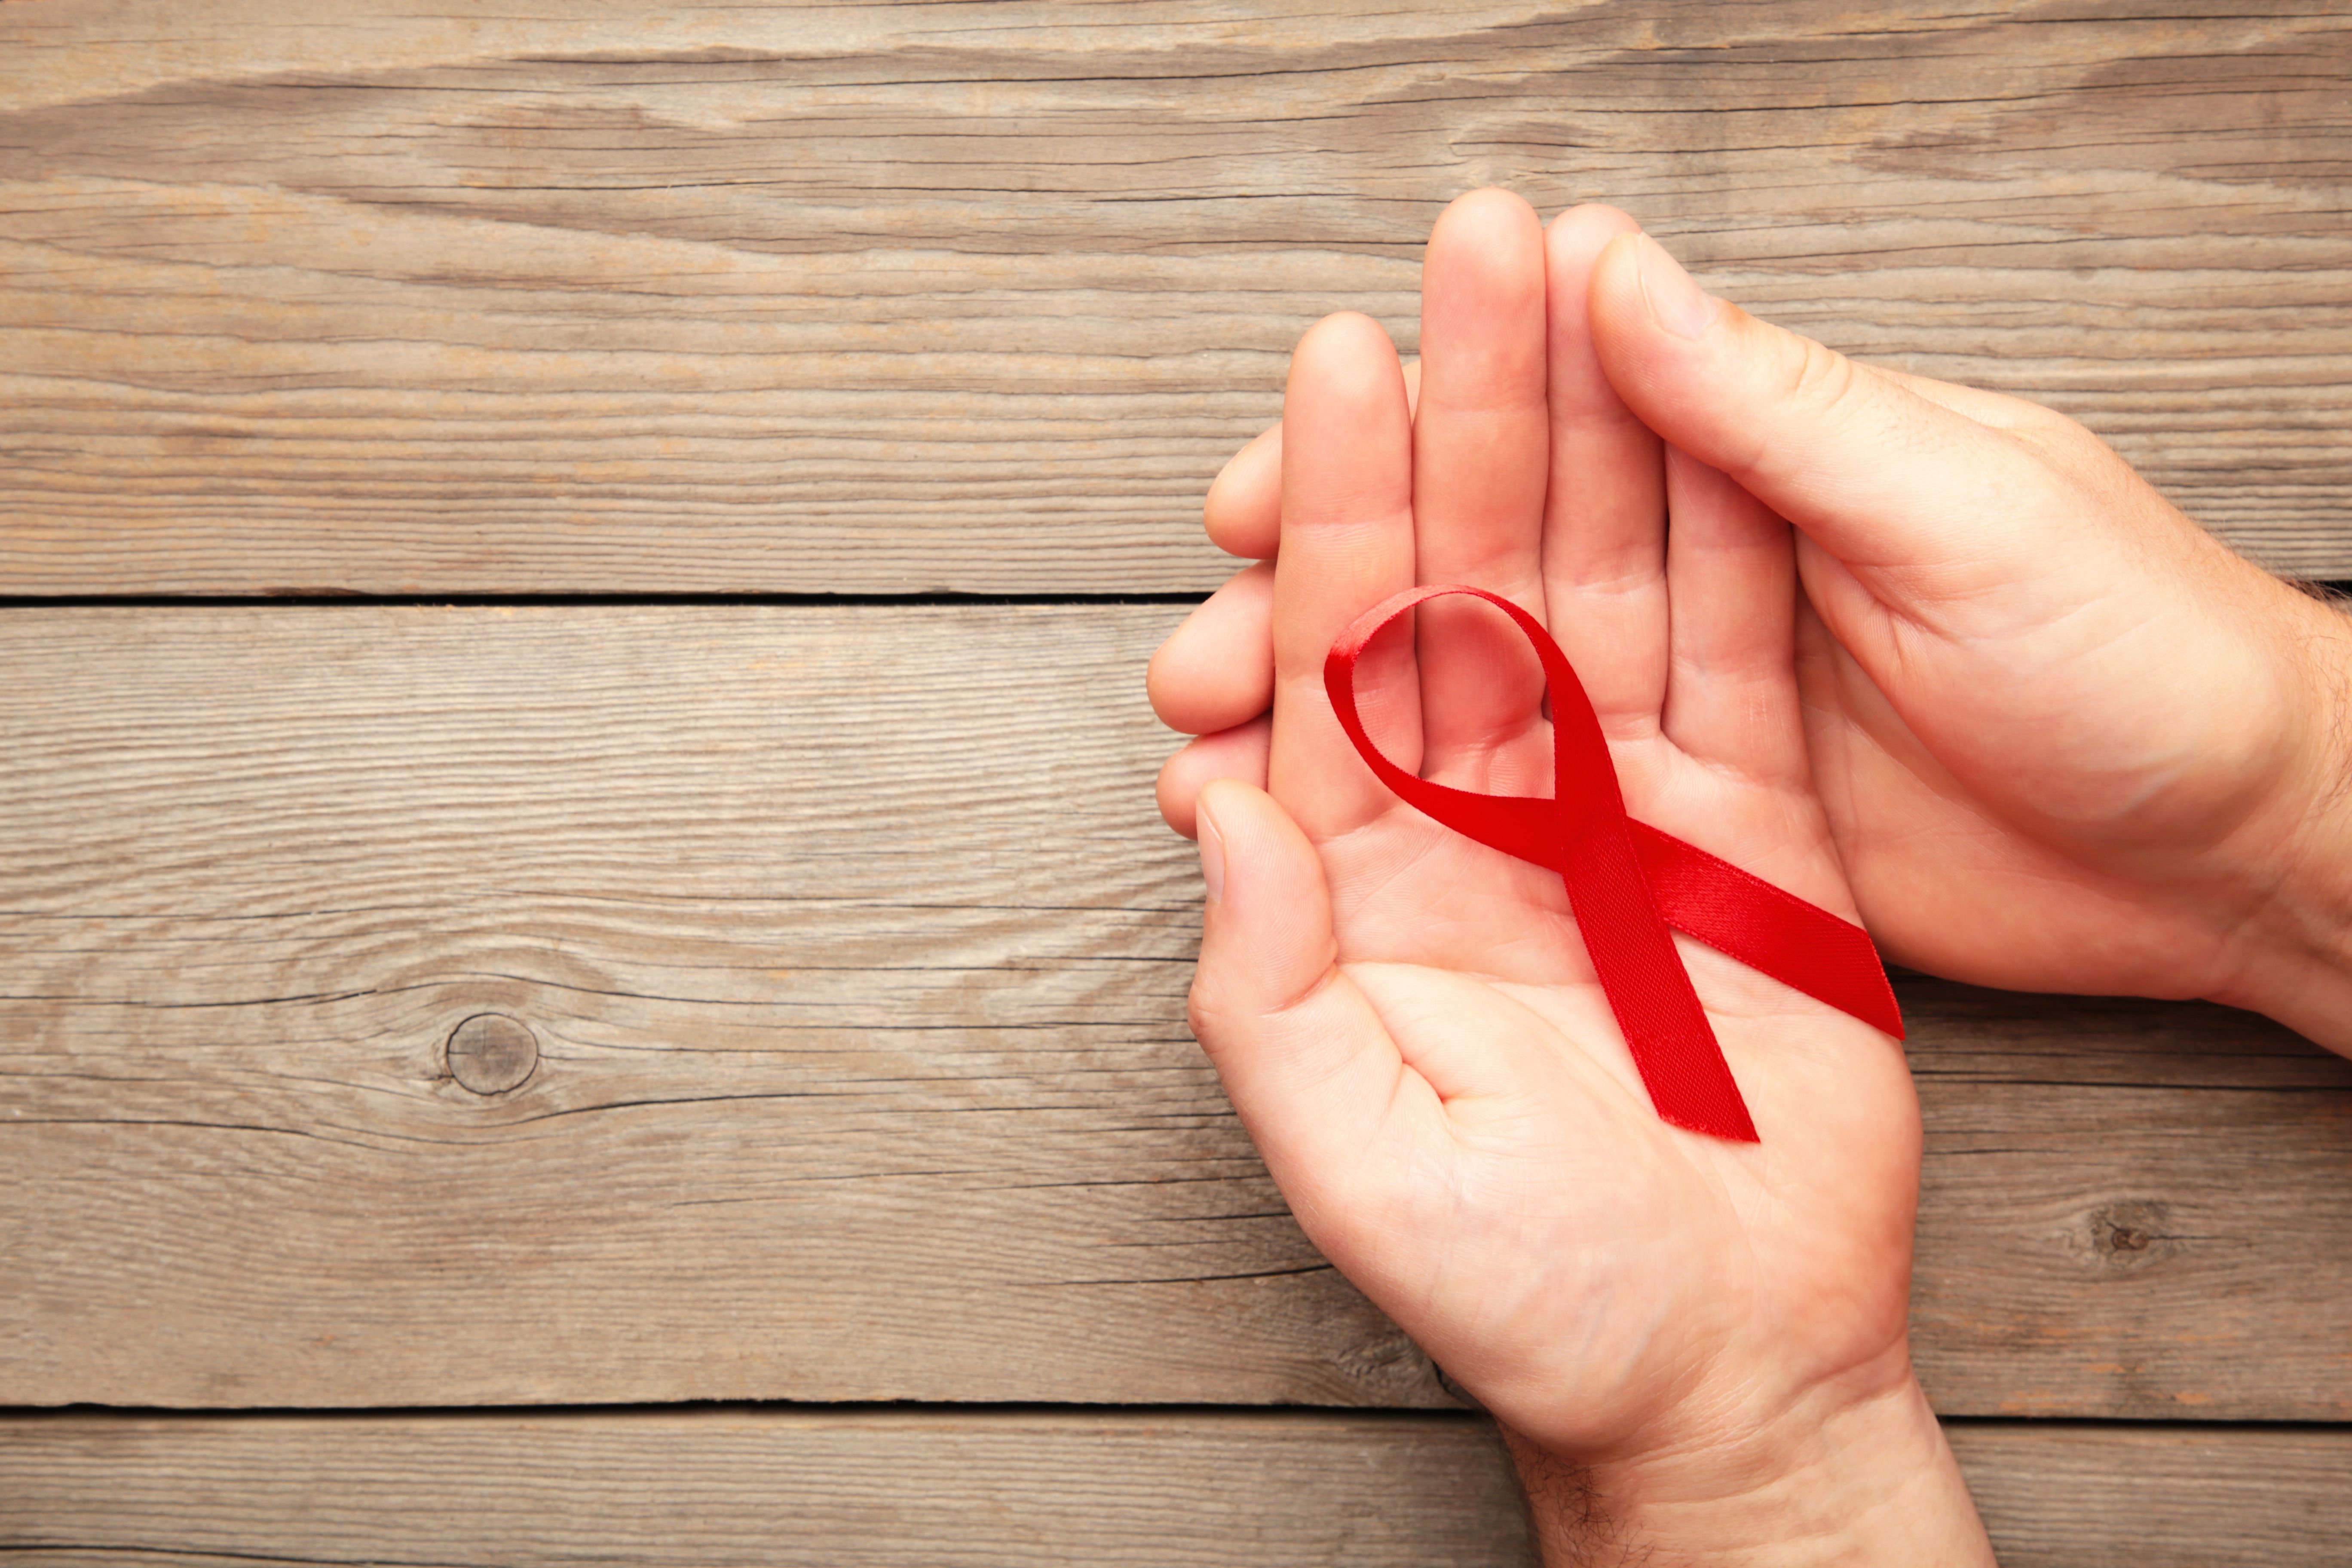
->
[[1324, 584, 1905, 1143]]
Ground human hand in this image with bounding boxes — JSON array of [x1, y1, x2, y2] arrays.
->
[[1173, 191, 1989, 1563], [1159, 209, 2352, 1055]]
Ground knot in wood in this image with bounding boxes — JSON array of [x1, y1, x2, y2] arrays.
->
[[446, 1013, 539, 1095], [2086, 1199, 2173, 1272]]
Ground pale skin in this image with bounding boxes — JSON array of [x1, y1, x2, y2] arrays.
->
[[1151, 189, 2352, 1561]]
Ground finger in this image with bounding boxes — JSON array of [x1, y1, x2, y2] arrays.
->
[[1658, 447, 1807, 786], [1188, 779, 1425, 1187], [1411, 188, 1553, 771], [1271, 312, 1419, 838], [1586, 232, 2073, 628], [1204, 363, 1423, 562], [1155, 715, 1271, 839], [1147, 561, 1275, 735], [1540, 203, 1669, 739], [1204, 425, 1282, 559]]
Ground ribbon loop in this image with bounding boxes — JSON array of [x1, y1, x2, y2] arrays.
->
[[1324, 585, 1904, 1143]]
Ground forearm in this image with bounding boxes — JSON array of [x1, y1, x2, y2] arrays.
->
[[1504, 1372, 1993, 1567]]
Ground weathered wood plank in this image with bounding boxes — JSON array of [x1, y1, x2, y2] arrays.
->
[[7, 606, 2352, 1416], [4, 1410, 2347, 1567], [1903, 984, 2352, 1418], [3, 2, 2347, 593], [1946, 1422, 2352, 1567], [0, 1409, 1540, 1568]]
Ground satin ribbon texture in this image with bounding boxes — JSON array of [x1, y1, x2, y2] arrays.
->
[[1324, 584, 1905, 1143]]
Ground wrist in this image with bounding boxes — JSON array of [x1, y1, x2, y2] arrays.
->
[[2208, 588, 2352, 1052], [1504, 1363, 1992, 1567]]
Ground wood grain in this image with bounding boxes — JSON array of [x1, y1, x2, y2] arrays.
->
[[1945, 1422, 2352, 1567], [5, 1409, 2348, 1567], [1907, 983, 2352, 1418], [8, 605, 2352, 1417], [0, 1409, 1540, 1568], [4, 1, 2348, 594]]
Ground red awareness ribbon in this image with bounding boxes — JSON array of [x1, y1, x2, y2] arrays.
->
[[1324, 585, 1905, 1143]]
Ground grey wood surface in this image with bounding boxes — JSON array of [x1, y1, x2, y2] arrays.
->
[[5, 1409, 2348, 1568], [3, 2, 2348, 594], [1943, 1423, 2352, 1567], [9, 605, 2351, 1419], [0, 1410, 1539, 1568]]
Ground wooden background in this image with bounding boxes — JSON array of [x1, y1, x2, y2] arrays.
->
[[4, 2, 2349, 1562]]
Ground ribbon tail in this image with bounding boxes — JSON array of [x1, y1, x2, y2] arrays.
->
[[1632, 824, 1906, 1041], [1562, 829, 1760, 1143]]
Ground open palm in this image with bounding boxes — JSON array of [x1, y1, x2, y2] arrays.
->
[[1179, 192, 1922, 1466]]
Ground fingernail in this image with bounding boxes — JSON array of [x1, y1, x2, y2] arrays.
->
[[1196, 797, 1227, 904], [1635, 235, 1717, 341]]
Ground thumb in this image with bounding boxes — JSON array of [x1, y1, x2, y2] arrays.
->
[[1188, 780, 1415, 1191], [1586, 231, 2065, 616]]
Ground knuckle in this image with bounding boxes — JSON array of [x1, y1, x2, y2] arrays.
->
[[1782, 333, 1863, 419], [1184, 979, 1226, 1052]]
